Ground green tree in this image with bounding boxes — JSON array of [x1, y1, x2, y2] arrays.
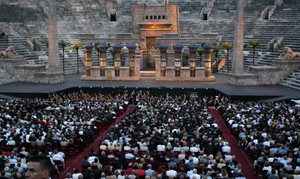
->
[[197, 49, 204, 66], [248, 39, 260, 66], [59, 40, 71, 74], [71, 42, 82, 74], [222, 42, 233, 73]]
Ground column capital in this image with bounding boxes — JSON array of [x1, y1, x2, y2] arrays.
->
[[127, 45, 137, 54], [158, 44, 169, 54], [173, 44, 184, 54], [84, 44, 93, 52], [99, 45, 108, 53], [188, 44, 199, 53], [203, 44, 212, 54], [113, 44, 122, 53]]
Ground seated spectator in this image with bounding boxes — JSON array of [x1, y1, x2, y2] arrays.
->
[[0, 31, 5, 37]]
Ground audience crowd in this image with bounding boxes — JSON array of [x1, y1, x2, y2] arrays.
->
[[76, 91, 245, 179], [0, 90, 126, 178], [0, 88, 298, 179], [216, 99, 300, 178]]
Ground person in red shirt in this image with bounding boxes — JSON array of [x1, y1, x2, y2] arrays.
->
[[135, 164, 145, 177], [124, 163, 133, 175]]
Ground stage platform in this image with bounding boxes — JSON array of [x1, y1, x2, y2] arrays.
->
[[0, 73, 299, 101]]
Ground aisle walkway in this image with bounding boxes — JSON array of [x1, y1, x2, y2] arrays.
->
[[58, 106, 135, 179], [208, 106, 258, 179]]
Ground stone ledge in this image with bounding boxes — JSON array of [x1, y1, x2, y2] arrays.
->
[[156, 76, 215, 82], [80, 75, 140, 81], [34, 70, 64, 84], [228, 73, 259, 86]]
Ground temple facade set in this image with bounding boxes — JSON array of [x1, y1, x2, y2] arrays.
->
[[80, 43, 215, 82]]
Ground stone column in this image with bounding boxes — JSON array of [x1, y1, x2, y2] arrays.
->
[[113, 44, 122, 77], [99, 45, 108, 76], [48, 0, 60, 71], [232, 0, 244, 75], [84, 44, 93, 76], [158, 44, 168, 77], [173, 44, 183, 77], [127, 45, 137, 77], [203, 44, 212, 77], [188, 44, 198, 77]]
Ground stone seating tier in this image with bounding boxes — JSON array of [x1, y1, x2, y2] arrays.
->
[[280, 68, 300, 90]]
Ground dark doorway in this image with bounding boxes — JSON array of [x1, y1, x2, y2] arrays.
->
[[145, 37, 158, 69], [110, 14, 116, 21]]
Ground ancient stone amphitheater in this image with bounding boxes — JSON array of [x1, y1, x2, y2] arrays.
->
[[0, 0, 300, 90]]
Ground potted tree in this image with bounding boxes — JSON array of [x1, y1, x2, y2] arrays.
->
[[59, 40, 70, 74], [222, 42, 233, 73], [248, 39, 260, 66], [72, 42, 82, 74]]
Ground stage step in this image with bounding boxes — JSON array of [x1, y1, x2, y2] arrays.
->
[[140, 70, 156, 79]]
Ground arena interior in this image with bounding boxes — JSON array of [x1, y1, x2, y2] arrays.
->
[[0, 0, 300, 179]]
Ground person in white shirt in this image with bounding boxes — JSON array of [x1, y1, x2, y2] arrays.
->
[[222, 142, 231, 154], [190, 145, 200, 153], [157, 144, 166, 152], [189, 169, 201, 179], [52, 150, 65, 169], [125, 152, 135, 160], [166, 167, 177, 178]]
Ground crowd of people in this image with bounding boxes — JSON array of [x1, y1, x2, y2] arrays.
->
[[0, 90, 126, 178], [216, 99, 300, 178], [0, 88, 299, 179], [70, 91, 245, 179]]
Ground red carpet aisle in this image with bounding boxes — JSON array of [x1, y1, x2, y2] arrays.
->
[[58, 106, 135, 179], [208, 106, 258, 179]]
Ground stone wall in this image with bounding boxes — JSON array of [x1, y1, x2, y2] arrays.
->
[[228, 60, 300, 85], [0, 57, 64, 84]]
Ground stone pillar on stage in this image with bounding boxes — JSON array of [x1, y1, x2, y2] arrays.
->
[[36, 0, 64, 84], [99, 45, 108, 76], [232, 0, 244, 75], [203, 44, 213, 77], [188, 44, 198, 77], [113, 44, 122, 77], [84, 44, 93, 76], [173, 44, 183, 77], [158, 44, 168, 77], [127, 45, 137, 76]]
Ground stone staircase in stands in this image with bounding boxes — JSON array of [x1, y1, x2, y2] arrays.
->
[[0, 34, 87, 84], [280, 68, 300, 90]]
